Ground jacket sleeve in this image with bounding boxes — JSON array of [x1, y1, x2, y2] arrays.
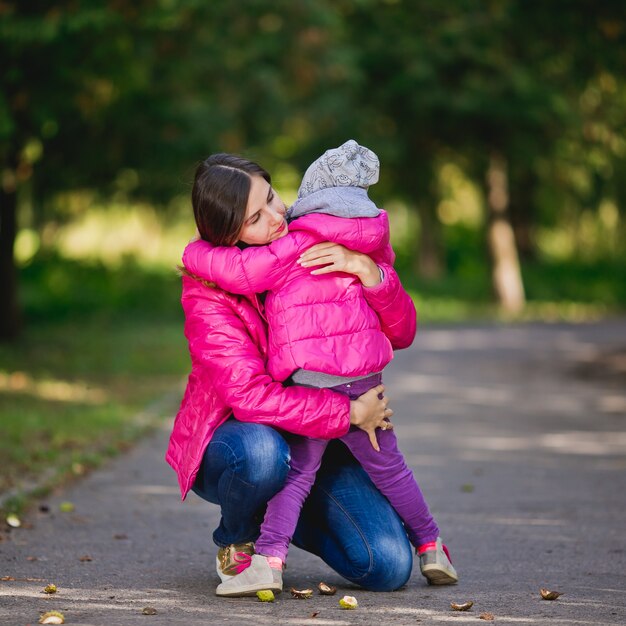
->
[[362, 263, 417, 349], [184, 291, 351, 438], [182, 234, 313, 294]]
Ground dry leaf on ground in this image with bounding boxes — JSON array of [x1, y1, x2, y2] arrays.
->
[[318, 582, 337, 595]]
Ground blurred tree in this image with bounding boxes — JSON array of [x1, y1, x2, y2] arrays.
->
[[1, 1, 159, 340], [340, 0, 626, 311], [2, 0, 625, 336], [0, 0, 353, 340]]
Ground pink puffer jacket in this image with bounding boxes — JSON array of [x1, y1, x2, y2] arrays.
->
[[183, 212, 398, 381], [166, 263, 416, 499]]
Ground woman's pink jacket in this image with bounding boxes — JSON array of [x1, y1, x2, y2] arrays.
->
[[166, 261, 416, 500], [183, 212, 401, 382]]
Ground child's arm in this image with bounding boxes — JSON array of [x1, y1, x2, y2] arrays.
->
[[182, 232, 317, 294]]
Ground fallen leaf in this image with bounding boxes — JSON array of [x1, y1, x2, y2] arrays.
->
[[113, 533, 128, 540], [6, 514, 21, 528], [479, 612, 495, 621], [79, 555, 93, 562], [318, 582, 337, 595], [59, 502, 75, 513], [540, 588, 563, 601], [256, 590, 275, 602], [291, 587, 313, 599], [451, 601, 474, 611], [27, 556, 38, 561], [1, 576, 15, 581], [142, 607, 157, 615], [39, 610, 65, 624], [43, 584, 57, 594], [339, 595, 358, 609], [461, 484, 475, 493], [309, 611, 320, 618]]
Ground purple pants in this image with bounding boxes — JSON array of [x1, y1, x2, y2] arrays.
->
[[255, 374, 439, 562]]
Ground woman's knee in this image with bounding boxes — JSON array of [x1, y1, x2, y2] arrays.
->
[[351, 534, 413, 592], [218, 421, 290, 488]]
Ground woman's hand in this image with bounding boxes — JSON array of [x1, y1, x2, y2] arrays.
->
[[298, 242, 381, 287], [349, 384, 394, 451]]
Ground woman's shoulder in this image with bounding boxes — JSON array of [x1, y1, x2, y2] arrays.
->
[[180, 275, 268, 356]]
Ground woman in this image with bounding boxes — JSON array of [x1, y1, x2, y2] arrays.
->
[[166, 153, 417, 593]]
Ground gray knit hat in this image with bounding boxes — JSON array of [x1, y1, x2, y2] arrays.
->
[[297, 139, 380, 198]]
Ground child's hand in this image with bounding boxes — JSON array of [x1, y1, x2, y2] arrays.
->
[[349, 385, 394, 451], [298, 243, 382, 287]]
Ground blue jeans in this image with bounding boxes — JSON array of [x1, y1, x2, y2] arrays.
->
[[192, 419, 413, 591]]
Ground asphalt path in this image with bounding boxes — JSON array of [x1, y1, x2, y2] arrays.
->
[[1, 321, 625, 626]]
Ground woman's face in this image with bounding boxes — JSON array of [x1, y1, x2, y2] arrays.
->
[[238, 175, 288, 246]]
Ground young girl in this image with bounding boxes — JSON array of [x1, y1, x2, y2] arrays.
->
[[183, 141, 458, 595]]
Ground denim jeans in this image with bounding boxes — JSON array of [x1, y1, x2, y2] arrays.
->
[[192, 419, 413, 591]]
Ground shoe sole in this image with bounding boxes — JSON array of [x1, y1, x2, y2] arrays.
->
[[422, 565, 458, 585], [215, 582, 283, 597]]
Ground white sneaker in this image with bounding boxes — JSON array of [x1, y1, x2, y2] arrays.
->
[[418, 537, 459, 585], [216, 554, 283, 597], [215, 542, 254, 583]]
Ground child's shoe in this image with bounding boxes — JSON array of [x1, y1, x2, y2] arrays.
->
[[215, 542, 254, 583], [418, 537, 458, 585], [215, 554, 283, 597]]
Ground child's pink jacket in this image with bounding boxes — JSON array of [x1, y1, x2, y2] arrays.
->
[[183, 212, 404, 381]]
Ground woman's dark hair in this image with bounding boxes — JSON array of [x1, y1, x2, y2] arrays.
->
[[191, 153, 271, 245]]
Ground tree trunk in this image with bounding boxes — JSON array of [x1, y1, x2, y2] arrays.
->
[[485, 152, 526, 314], [509, 167, 537, 261], [0, 165, 22, 342], [414, 202, 444, 279], [405, 159, 444, 279]]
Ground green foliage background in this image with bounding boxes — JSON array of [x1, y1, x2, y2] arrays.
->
[[2, 1, 624, 297]]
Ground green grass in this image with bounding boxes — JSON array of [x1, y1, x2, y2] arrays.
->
[[0, 255, 189, 514]]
